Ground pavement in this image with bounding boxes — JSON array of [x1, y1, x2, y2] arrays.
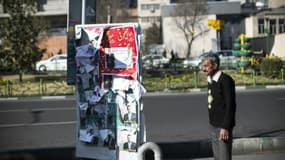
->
[[193, 151, 285, 160], [1, 85, 285, 159], [147, 137, 285, 160], [141, 85, 285, 159]]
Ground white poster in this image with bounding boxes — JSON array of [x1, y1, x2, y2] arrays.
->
[[105, 47, 132, 69]]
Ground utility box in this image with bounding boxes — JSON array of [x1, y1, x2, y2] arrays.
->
[[74, 23, 145, 160]]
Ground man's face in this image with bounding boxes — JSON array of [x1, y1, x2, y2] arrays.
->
[[202, 59, 217, 77]]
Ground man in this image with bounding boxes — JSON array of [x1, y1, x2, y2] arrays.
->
[[201, 53, 236, 160], [123, 134, 137, 152], [123, 105, 137, 123]]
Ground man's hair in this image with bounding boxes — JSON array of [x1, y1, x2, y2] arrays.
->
[[202, 52, 220, 68]]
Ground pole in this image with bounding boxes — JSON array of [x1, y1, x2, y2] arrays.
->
[[281, 68, 284, 84], [107, 5, 111, 23], [265, 18, 270, 55], [193, 71, 198, 88], [217, 30, 221, 51], [81, 0, 86, 24]]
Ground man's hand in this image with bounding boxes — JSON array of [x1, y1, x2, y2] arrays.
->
[[219, 128, 229, 141]]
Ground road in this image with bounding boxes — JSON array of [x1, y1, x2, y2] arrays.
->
[[0, 88, 285, 159], [144, 89, 285, 142]]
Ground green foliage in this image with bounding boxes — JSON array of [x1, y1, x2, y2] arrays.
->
[[0, 0, 47, 81], [260, 57, 283, 77]]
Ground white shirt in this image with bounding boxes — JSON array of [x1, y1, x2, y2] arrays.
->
[[207, 71, 222, 84]]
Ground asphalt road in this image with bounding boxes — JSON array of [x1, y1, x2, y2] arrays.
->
[[144, 89, 285, 142], [0, 88, 285, 159]]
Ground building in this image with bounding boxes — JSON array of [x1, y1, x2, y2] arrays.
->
[[95, 0, 138, 23], [138, 0, 171, 29], [244, 0, 285, 57], [161, 1, 242, 58], [161, 0, 285, 58]]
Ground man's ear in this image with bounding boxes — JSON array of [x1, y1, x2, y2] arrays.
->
[[213, 63, 218, 70]]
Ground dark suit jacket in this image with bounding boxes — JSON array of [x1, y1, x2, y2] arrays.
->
[[123, 142, 136, 151], [208, 72, 236, 130], [123, 113, 136, 122]]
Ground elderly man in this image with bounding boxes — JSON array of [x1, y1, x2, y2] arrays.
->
[[201, 53, 236, 160]]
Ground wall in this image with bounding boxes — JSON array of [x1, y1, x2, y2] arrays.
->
[[245, 16, 256, 38], [138, 0, 170, 29], [38, 35, 67, 60], [271, 33, 285, 57], [268, 0, 285, 8], [162, 15, 217, 58]]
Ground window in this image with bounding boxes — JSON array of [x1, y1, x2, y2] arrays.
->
[[141, 3, 160, 11], [258, 18, 265, 34], [141, 16, 160, 23], [279, 19, 285, 33], [141, 17, 148, 23], [269, 19, 276, 34]]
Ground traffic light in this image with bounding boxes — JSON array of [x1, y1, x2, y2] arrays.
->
[[233, 34, 252, 57], [232, 34, 252, 72]]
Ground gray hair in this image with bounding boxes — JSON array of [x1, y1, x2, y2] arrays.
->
[[202, 52, 220, 68]]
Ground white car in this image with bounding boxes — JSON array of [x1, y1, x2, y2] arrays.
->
[[182, 57, 203, 69], [36, 55, 67, 72], [182, 52, 208, 69], [183, 50, 239, 69], [142, 54, 170, 69]]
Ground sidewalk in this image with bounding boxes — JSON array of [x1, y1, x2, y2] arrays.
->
[[154, 137, 285, 160], [193, 151, 285, 160]]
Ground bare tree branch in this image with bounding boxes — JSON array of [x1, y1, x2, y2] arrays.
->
[[171, 0, 208, 58]]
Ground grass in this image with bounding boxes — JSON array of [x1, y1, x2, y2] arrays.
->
[[0, 69, 284, 97]]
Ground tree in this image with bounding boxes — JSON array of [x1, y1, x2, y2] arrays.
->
[[142, 23, 162, 55], [171, 0, 208, 58], [0, 0, 47, 82]]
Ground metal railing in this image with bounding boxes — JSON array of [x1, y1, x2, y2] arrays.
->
[[0, 79, 75, 97], [138, 142, 162, 160], [0, 69, 284, 97]]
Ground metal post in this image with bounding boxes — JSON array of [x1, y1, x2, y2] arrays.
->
[[217, 30, 221, 51], [281, 68, 284, 84], [265, 18, 270, 55], [9, 81, 12, 96], [193, 71, 198, 88], [107, 5, 111, 23], [39, 79, 42, 95], [252, 70, 256, 86], [6, 80, 9, 96], [81, 0, 86, 24], [138, 142, 162, 160]]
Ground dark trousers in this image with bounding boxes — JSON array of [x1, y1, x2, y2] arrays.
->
[[210, 125, 233, 160]]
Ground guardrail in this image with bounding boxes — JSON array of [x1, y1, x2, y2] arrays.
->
[[0, 79, 75, 97]]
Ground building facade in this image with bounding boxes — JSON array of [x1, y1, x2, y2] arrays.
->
[[161, 1, 241, 58], [137, 0, 171, 29], [244, 0, 285, 56]]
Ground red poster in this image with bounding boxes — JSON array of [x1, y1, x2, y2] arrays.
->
[[99, 26, 138, 80]]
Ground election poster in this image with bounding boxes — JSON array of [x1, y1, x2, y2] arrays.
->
[[74, 23, 145, 160]]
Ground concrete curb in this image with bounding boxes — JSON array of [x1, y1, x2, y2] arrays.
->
[[156, 137, 285, 159], [0, 95, 75, 101], [0, 85, 284, 100], [233, 137, 285, 155]]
